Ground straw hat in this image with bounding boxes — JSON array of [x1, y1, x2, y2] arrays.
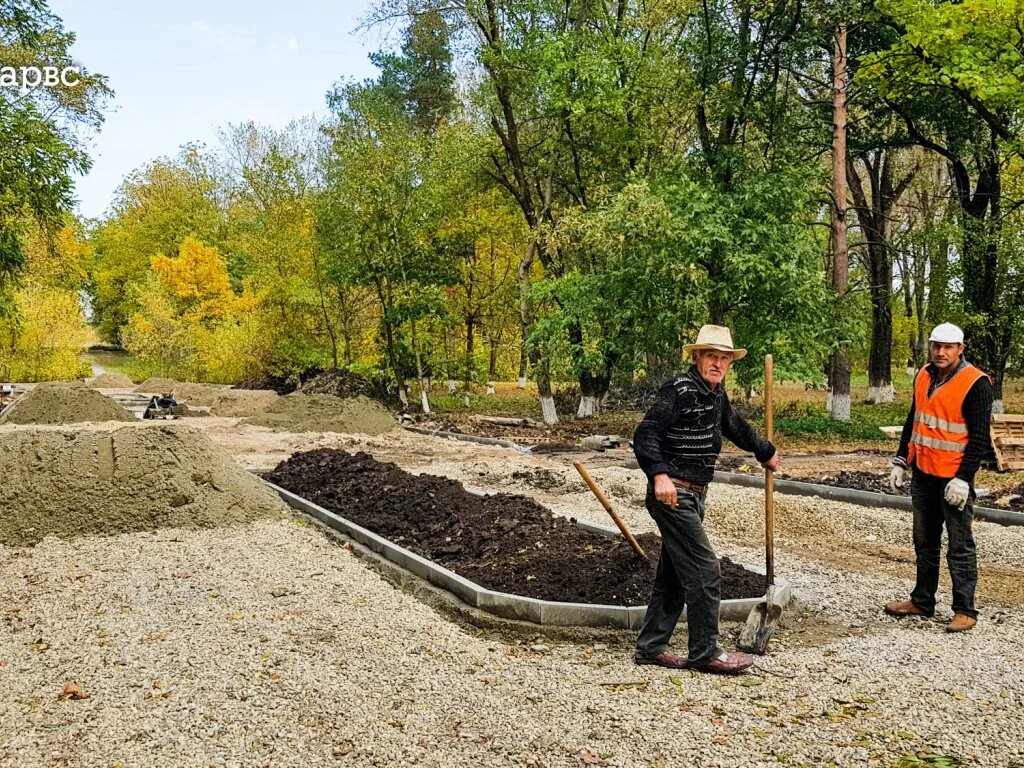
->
[[683, 324, 747, 360]]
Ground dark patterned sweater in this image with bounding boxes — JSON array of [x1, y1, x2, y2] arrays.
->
[[633, 367, 776, 485]]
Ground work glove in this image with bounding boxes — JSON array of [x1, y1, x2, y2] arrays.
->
[[944, 478, 970, 510], [889, 464, 907, 494]]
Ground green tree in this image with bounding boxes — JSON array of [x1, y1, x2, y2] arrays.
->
[[857, 0, 1024, 408], [89, 147, 223, 343], [0, 0, 109, 323]]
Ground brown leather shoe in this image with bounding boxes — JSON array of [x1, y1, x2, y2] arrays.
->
[[884, 600, 929, 617], [946, 613, 977, 633], [634, 651, 689, 669], [690, 651, 753, 675]]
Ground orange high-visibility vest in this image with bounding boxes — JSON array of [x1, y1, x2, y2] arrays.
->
[[907, 362, 988, 478]]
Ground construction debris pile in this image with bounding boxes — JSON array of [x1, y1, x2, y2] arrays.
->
[[0, 425, 286, 546], [0, 382, 135, 425]]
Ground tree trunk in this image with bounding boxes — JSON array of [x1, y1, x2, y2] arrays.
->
[[848, 150, 913, 405], [312, 250, 339, 370], [830, 23, 851, 421], [464, 313, 475, 388], [536, 358, 558, 424], [576, 370, 611, 418], [487, 340, 498, 395]]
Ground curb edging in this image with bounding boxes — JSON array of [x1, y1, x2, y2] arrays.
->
[[265, 481, 791, 628]]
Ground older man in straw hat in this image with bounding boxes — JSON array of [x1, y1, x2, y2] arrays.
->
[[632, 325, 779, 674]]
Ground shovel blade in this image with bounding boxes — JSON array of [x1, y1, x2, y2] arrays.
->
[[737, 587, 784, 655]]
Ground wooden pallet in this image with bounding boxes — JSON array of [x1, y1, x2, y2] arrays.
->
[[991, 414, 1024, 472]]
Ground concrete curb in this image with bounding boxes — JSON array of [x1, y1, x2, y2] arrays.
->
[[712, 471, 1024, 527], [402, 425, 526, 451], [265, 481, 791, 628]]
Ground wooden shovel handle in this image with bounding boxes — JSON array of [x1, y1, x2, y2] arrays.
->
[[764, 354, 775, 586], [573, 461, 648, 561]]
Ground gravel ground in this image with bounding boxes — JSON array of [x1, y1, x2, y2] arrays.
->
[[1, 519, 1022, 768], [3, 424, 1022, 767]]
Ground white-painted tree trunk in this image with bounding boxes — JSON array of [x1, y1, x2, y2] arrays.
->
[[540, 395, 558, 424], [826, 388, 833, 412], [486, 381, 495, 395], [398, 387, 409, 406], [447, 379, 457, 395], [517, 376, 527, 389], [576, 395, 599, 418], [867, 384, 895, 404], [423, 377, 431, 393], [992, 399, 1005, 415], [832, 392, 851, 421], [420, 389, 430, 414]]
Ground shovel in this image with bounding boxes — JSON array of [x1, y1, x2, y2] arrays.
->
[[738, 353, 783, 655]]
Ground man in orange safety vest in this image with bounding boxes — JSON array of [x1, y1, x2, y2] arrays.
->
[[885, 323, 992, 632]]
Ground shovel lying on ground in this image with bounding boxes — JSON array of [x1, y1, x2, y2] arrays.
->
[[573, 461, 649, 562], [738, 354, 784, 655]]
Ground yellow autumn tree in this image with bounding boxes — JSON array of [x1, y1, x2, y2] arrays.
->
[[125, 238, 275, 383], [150, 236, 235, 321]]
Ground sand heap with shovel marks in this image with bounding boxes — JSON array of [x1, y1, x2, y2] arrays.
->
[[0, 424, 287, 547], [0, 382, 135, 425]]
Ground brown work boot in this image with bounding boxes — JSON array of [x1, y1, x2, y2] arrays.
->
[[689, 650, 754, 675], [946, 613, 977, 633], [634, 651, 689, 669], [884, 600, 928, 618]]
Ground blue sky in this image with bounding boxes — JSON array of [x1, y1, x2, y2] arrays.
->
[[51, 0, 385, 219]]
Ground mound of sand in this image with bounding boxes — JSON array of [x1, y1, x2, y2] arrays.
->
[[210, 390, 280, 417], [0, 382, 136, 425], [0, 425, 287, 546], [87, 372, 135, 388], [134, 377, 178, 393], [171, 381, 221, 402], [245, 394, 396, 435], [161, 382, 273, 417]]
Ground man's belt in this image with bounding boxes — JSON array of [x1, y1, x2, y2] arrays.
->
[[671, 478, 708, 496]]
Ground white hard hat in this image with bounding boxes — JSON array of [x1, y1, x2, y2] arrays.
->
[[929, 322, 964, 344]]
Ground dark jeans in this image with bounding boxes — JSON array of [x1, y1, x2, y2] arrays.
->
[[635, 483, 721, 666], [909, 470, 979, 618]]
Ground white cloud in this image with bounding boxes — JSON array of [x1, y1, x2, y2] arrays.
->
[[167, 21, 261, 53], [167, 21, 302, 55]]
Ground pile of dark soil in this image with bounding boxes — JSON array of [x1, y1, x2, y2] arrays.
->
[[266, 449, 764, 605], [790, 469, 908, 497], [300, 369, 377, 400], [998, 482, 1024, 510], [529, 442, 583, 454], [717, 454, 756, 472]]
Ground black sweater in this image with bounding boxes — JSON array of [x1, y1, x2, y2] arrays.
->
[[633, 367, 776, 485], [896, 359, 993, 483]]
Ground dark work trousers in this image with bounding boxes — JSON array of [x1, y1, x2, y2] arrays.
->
[[634, 483, 721, 666], [909, 470, 979, 618]]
